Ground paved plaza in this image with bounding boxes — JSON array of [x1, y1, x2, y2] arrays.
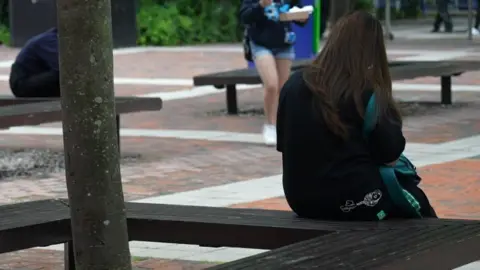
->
[[0, 39, 479, 269]]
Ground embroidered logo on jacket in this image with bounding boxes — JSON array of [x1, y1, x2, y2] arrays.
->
[[340, 189, 383, 213]]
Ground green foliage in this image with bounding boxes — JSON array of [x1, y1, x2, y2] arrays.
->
[[0, 24, 9, 45], [354, 0, 375, 12], [137, 0, 241, 46]]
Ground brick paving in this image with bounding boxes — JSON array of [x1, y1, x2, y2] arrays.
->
[[0, 41, 479, 268], [0, 249, 217, 270], [0, 141, 282, 203], [113, 51, 246, 78]]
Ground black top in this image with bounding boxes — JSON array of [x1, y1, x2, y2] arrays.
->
[[239, 0, 305, 49], [14, 28, 59, 75], [277, 70, 406, 220]]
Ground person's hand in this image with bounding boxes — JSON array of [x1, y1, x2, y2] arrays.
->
[[259, 0, 273, 8]]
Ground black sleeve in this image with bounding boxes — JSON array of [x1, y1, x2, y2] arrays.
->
[[277, 71, 294, 153], [290, 0, 302, 7], [276, 75, 291, 153], [239, 0, 265, 24], [364, 92, 406, 164]]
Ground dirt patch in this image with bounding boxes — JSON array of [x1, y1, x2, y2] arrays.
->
[[0, 149, 141, 180]]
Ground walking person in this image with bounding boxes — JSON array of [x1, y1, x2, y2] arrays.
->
[[240, 0, 308, 146], [472, 1, 480, 36], [320, 0, 330, 39], [432, 0, 453, 33]]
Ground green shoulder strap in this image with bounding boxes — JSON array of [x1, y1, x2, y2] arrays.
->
[[363, 93, 422, 218]]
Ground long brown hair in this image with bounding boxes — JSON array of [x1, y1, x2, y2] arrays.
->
[[303, 11, 401, 139]]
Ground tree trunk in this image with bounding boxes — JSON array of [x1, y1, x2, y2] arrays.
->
[[329, 0, 352, 25], [57, 0, 132, 269]]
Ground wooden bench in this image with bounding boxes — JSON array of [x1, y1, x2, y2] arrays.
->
[[193, 60, 480, 114], [2, 200, 480, 269], [0, 200, 70, 254], [0, 96, 163, 151], [209, 223, 480, 269], [123, 202, 480, 249]]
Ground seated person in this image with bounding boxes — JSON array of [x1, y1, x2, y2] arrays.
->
[[277, 11, 437, 221], [9, 27, 59, 98]]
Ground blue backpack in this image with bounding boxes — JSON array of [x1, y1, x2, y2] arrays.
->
[[363, 94, 423, 219]]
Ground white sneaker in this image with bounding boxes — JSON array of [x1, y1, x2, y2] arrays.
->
[[262, 124, 277, 146], [471, 27, 480, 36]]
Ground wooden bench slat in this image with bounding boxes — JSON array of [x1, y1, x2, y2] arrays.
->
[[123, 202, 480, 249], [0, 199, 69, 230], [193, 60, 480, 113], [209, 224, 480, 269], [0, 199, 71, 253], [0, 96, 162, 107], [0, 97, 163, 129], [125, 202, 478, 228], [192, 61, 480, 86]]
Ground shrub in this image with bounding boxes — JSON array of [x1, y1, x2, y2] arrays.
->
[[136, 0, 242, 46], [354, 0, 375, 12]]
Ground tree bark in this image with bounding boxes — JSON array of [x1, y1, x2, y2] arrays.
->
[[57, 0, 132, 269]]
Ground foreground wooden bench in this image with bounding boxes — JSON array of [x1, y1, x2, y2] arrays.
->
[[193, 60, 480, 114], [123, 202, 480, 249], [1, 200, 480, 269], [209, 223, 480, 269]]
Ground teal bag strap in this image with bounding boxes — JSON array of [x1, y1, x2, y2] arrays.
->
[[363, 93, 422, 218], [363, 93, 377, 135], [379, 167, 422, 218]]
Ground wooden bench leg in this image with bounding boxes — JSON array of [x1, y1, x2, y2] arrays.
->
[[116, 114, 121, 153], [441, 76, 452, 105], [64, 241, 76, 270], [226, 84, 238, 115]]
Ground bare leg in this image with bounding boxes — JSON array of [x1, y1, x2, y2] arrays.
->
[[254, 54, 279, 125], [274, 58, 293, 125]]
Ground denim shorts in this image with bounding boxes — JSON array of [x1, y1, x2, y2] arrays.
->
[[250, 41, 295, 60]]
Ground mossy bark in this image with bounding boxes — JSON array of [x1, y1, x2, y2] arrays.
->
[[57, 0, 132, 269]]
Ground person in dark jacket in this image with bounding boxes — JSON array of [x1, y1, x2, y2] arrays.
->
[[319, 0, 330, 39], [432, 0, 453, 33], [473, 2, 480, 36], [9, 27, 59, 97], [240, 0, 307, 146], [277, 11, 437, 221]]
